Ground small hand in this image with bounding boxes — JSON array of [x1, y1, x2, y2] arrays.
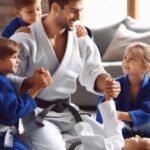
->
[[15, 26, 31, 33], [75, 25, 87, 38], [33, 68, 52, 88]]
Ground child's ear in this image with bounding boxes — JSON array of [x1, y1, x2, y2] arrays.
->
[[14, 9, 21, 17], [144, 63, 150, 73]]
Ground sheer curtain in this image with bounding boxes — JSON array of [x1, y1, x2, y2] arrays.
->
[[82, 0, 127, 29], [138, 0, 150, 25]]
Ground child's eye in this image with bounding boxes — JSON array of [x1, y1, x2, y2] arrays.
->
[[123, 56, 126, 59], [36, 8, 40, 11], [27, 11, 33, 14], [129, 58, 135, 61]]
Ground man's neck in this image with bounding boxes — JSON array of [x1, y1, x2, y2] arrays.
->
[[42, 15, 66, 39]]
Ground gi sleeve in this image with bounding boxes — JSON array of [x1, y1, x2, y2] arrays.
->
[[78, 36, 110, 94], [74, 100, 124, 150], [0, 80, 36, 120], [128, 100, 150, 127]]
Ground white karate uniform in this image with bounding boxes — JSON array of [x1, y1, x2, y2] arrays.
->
[[74, 100, 124, 150], [10, 16, 124, 150]]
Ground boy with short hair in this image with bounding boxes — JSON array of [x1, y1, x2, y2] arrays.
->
[[1, 0, 87, 38], [1, 0, 42, 38], [0, 37, 52, 149]]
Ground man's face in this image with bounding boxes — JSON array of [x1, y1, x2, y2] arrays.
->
[[55, 0, 84, 30]]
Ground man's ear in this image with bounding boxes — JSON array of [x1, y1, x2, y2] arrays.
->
[[14, 9, 21, 17], [51, 2, 61, 14]]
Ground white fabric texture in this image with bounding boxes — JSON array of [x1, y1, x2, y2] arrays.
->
[[75, 100, 124, 150], [102, 24, 150, 62], [10, 16, 119, 150], [10, 17, 108, 100]]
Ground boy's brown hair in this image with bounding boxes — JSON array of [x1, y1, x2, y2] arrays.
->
[[13, 0, 38, 10], [0, 37, 19, 59]]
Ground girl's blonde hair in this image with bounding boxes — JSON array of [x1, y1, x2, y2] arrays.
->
[[126, 42, 150, 74]]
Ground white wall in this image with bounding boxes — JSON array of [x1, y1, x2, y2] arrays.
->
[[82, 0, 127, 29]]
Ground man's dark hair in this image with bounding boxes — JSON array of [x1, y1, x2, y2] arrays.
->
[[13, 0, 38, 10], [0, 37, 19, 59], [48, 0, 71, 11]]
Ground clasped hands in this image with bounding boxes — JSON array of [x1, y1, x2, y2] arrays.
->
[[103, 78, 121, 101], [32, 68, 52, 89]]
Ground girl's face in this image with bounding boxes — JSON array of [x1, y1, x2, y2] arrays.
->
[[122, 136, 150, 150], [122, 49, 146, 76], [0, 52, 20, 74]]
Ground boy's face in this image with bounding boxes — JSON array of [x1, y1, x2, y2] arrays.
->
[[122, 136, 150, 150], [16, 0, 42, 24], [0, 52, 20, 74]]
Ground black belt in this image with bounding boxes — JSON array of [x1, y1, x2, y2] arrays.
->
[[35, 97, 70, 112], [34, 97, 83, 126], [68, 140, 82, 150]]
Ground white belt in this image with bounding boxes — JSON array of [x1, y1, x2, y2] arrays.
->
[[0, 125, 17, 148]]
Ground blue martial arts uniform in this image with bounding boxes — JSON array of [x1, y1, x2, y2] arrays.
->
[[1, 17, 28, 38], [97, 75, 150, 138], [0, 72, 37, 149]]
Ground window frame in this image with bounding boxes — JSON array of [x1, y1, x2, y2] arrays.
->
[[127, 0, 139, 19]]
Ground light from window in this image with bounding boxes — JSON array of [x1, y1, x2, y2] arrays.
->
[[138, 0, 150, 25], [81, 0, 127, 29]]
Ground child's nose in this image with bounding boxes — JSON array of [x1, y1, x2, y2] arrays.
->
[[17, 58, 20, 63]]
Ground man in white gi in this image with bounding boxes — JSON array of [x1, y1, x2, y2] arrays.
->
[[10, 0, 124, 149]]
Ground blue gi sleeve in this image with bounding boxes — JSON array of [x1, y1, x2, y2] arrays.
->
[[128, 99, 150, 127], [0, 80, 36, 121]]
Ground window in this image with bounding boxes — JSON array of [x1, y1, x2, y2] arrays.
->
[[81, 0, 127, 29], [138, 0, 150, 25]]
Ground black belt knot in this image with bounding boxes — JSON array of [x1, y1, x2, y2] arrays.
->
[[34, 97, 83, 126]]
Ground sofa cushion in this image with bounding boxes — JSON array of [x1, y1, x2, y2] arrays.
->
[[123, 16, 150, 33], [91, 18, 125, 56], [102, 24, 150, 62]]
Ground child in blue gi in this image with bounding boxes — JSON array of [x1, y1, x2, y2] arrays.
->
[[101, 79, 150, 150], [97, 42, 150, 139], [1, 0, 42, 38], [0, 37, 52, 149], [1, 0, 87, 38]]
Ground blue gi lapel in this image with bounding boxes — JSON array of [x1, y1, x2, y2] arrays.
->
[[134, 75, 149, 107], [122, 75, 131, 110]]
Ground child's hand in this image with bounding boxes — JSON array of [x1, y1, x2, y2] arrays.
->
[[104, 78, 121, 101], [28, 68, 52, 98], [33, 68, 52, 88], [15, 26, 31, 34], [75, 25, 87, 38]]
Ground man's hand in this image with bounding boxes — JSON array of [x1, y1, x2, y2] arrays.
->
[[104, 78, 121, 100]]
